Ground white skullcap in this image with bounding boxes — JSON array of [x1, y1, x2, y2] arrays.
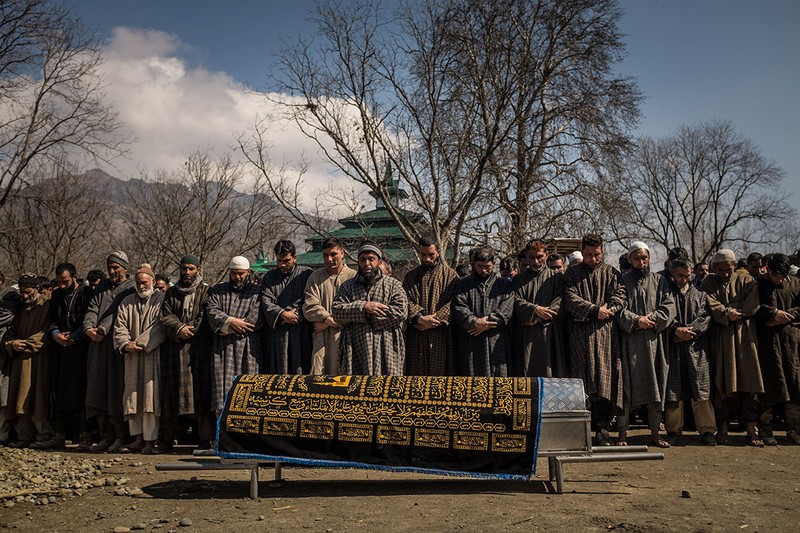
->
[[711, 249, 736, 265], [229, 256, 250, 270], [789, 265, 798, 276], [568, 251, 583, 263], [627, 241, 649, 255]]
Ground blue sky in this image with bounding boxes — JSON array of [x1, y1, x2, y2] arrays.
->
[[69, 0, 799, 203]]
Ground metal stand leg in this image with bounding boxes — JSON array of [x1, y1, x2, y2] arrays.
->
[[274, 461, 282, 482], [555, 458, 564, 494], [249, 465, 259, 499], [548, 457, 556, 481]]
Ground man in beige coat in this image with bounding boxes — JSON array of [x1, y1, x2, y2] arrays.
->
[[113, 264, 166, 454], [303, 237, 356, 375]]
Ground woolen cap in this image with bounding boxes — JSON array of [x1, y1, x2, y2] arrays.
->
[[107, 251, 129, 269], [229, 256, 250, 270], [180, 254, 201, 267]]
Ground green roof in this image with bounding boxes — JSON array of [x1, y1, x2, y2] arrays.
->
[[340, 207, 425, 224], [294, 247, 418, 267], [326, 226, 408, 239]]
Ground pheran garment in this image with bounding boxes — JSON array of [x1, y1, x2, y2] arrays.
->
[[302, 265, 356, 375], [113, 291, 166, 418], [3, 297, 50, 423], [206, 281, 264, 411], [702, 271, 763, 398], [616, 270, 676, 409], [332, 272, 408, 376], [452, 273, 514, 377], [261, 266, 313, 374], [665, 280, 712, 402], [402, 260, 459, 376], [160, 281, 212, 417], [563, 262, 626, 410], [754, 275, 800, 405], [0, 286, 21, 408], [83, 277, 136, 419], [512, 267, 567, 378]]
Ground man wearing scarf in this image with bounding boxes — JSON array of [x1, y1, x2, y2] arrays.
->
[[83, 251, 136, 452], [512, 240, 567, 378], [332, 241, 408, 375], [3, 274, 51, 448], [452, 247, 515, 377], [113, 264, 166, 454], [702, 248, 764, 446], [402, 237, 459, 376], [160, 254, 214, 453], [206, 256, 264, 413], [615, 242, 676, 448], [0, 272, 21, 446], [261, 240, 313, 374]]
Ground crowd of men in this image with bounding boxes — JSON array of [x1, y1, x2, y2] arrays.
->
[[0, 234, 798, 455]]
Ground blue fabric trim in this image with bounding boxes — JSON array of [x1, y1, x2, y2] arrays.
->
[[214, 372, 243, 451], [531, 376, 544, 475], [216, 448, 531, 481]]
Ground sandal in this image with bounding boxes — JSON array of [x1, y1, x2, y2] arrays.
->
[[595, 429, 612, 447], [650, 438, 671, 449], [759, 427, 778, 446], [615, 429, 628, 446], [786, 430, 800, 445], [746, 428, 765, 447]]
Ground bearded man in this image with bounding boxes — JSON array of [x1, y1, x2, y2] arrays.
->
[[513, 241, 566, 377], [403, 237, 459, 376], [3, 274, 52, 448], [206, 256, 264, 413], [303, 237, 356, 375], [0, 273, 21, 446], [452, 247, 514, 377], [160, 254, 213, 453], [563, 234, 626, 446], [702, 249, 764, 446], [113, 264, 166, 454], [83, 251, 136, 452], [332, 241, 408, 376], [261, 240, 313, 374], [754, 253, 800, 445], [34, 263, 93, 450], [615, 242, 676, 448]]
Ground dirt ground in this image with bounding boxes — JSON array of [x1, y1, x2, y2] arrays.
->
[[1, 428, 798, 533]]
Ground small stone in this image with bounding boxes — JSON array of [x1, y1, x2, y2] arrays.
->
[[30, 476, 45, 484], [105, 477, 116, 487], [48, 496, 56, 503], [257, 515, 266, 521], [179, 517, 192, 527], [115, 487, 127, 496], [681, 490, 692, 498], [132, 524, 147, 530], [127, 487, 143, 496], [4, 501, 14, 508], [113, 527, 131, 533]]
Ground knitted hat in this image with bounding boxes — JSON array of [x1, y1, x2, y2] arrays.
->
[[229, 256, 250, 270], [135, 263, 155, 279], [107, 251, 129, 269]]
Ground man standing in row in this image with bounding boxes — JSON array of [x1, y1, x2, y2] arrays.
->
[[403, 237, 459, 376], [0, 273, 21, 446], [563, 234, 626, 446], [160, 254, 214, 453], [303, 238, 356, 375], [513, 241, 565, 377], [261, 240, 312, 374], [84, 251, 136, 452], [333, 241, 408, 376]]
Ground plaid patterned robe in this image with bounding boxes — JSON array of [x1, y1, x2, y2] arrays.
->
[[617, 270, 676, 408], [666, 280, 712, 402], [702, 271, 763, 398], [452, 273, 514, 377], [206, 281, 264, 411], [160, 282, 212, 417], [332, 272, 408, 376], [563, 263, 626, 409], [402, 261, 459, 376], [512, 267, 567, 378], [83, 278, 136, 419], [261, 266, 313, 374], [754, 275, 800, 405]]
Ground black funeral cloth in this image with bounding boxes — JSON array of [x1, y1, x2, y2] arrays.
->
[[218, 374, 542, 480]]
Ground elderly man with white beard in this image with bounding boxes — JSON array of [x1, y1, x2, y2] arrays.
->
[[615, 242, 676, 448], [113, 264, 166, 454]]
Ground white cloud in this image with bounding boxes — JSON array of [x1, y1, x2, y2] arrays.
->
[[96, 26, 358, 213]]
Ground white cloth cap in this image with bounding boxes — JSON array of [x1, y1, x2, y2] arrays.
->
[[229, 256, 250, 270], [711, 249, 736, 265], [627, 241, 649, 255], [568, 251, 583, 264]]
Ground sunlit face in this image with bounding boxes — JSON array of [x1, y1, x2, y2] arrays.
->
[[322, 246, 344, 274], [229, 269, 250, 288], [671, 265, 692, 289], [629, 248, 650, 270], [179, 263, 199, 287], [582, 245, 603, 268], [547, 258, 564, 273], [419, 245, 439, 267], [472, 259, 494, 277], [55, 270, 77, 291], [526, 249, 547, 271], [358, 252, 381, 275], [20, 287, 40, 306], [695, 263, 709, 280], [276, 253, 297, 275], [135, 273, 153, 292], [155, 279, 169, 292], [714, 261, 735, 282], [107, 262, 127, 284]]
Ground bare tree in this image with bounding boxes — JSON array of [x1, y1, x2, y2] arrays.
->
[[0, 159, 115, 275], [121, 150, 296, 282], [606, 119, 795, 263], [0, 0, 127, 207]]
